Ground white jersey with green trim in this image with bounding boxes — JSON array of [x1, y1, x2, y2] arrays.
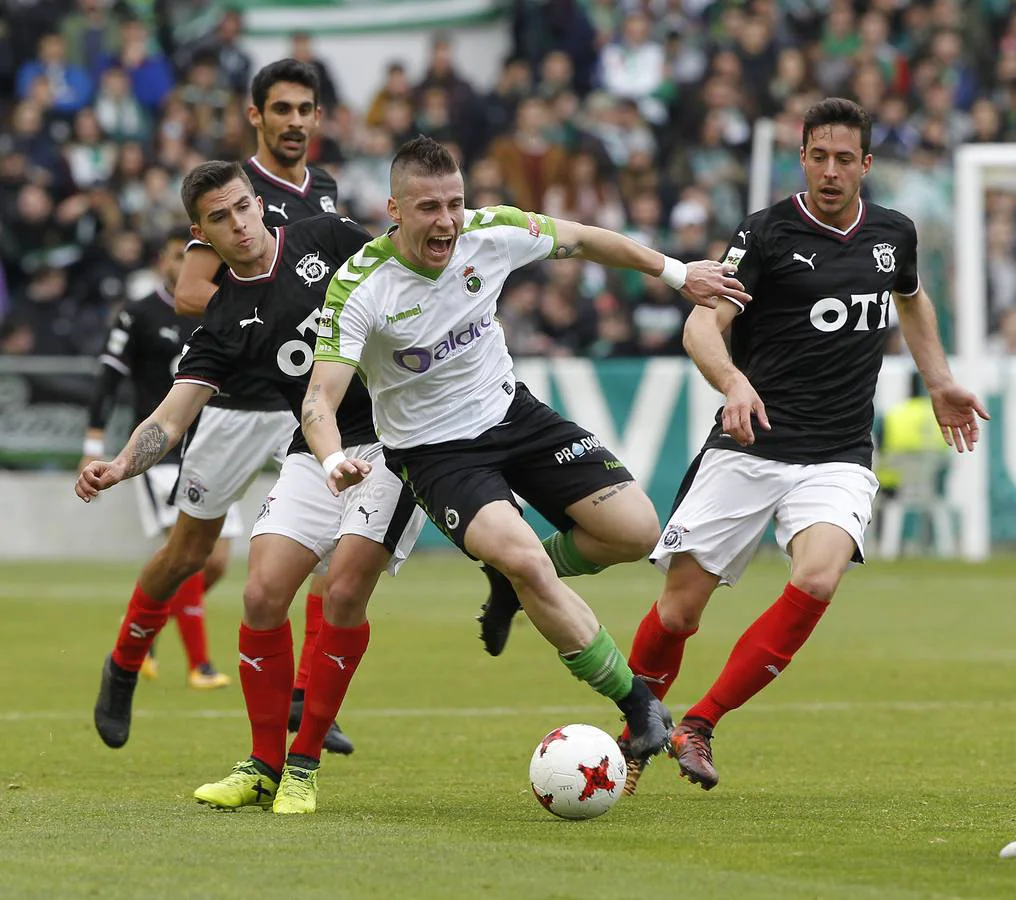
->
[[315, 205, 557, 449]]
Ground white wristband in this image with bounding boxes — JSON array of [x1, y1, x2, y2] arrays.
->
[[321, 450, 347, 477], [83, 437, 104, 457], [659, 256, 688, 291]]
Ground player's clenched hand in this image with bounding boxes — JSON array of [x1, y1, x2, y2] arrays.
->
[[681, 260, 752, 309], [929, 381, 990, 453], [325, 458, 372, 496], [722, 375, 771, 447], [75, 460, 125, 502]]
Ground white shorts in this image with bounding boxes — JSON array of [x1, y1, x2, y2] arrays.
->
[[652, 448, 879, 586], [134, 464, 243, 540], [174, 406, 297, 520], [250, 446, 426, 577]]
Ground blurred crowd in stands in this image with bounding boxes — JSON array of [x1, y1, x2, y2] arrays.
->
[[1, 0, 1015, 360]]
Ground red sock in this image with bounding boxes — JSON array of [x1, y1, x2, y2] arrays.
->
[[288, 620, 369, 761], [294, 593, 323, 693], [239, 621, 294, 776], [685, 583, 829, 727], [112, 583, 173, 672], [619, 602, 697, 741], [170, 573, 208, 670]]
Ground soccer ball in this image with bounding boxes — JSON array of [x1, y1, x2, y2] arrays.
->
[[529, 723, 627, 820]]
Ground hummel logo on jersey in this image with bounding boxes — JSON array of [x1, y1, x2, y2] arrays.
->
[[358, 506, 378, 523], [240, 308, 264, 328], [738, 230, 750, 243], [323, 653, 347, 670], [240, 653, 264, 671], [793, 252, 817, 270], [385, 303, 422, 325], [267, 202, 288, 220], [765, 664, 782, 677], [128, 623, 154, 640], [296, 251, 330, 286]]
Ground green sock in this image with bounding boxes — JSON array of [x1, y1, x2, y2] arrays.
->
[[560, 626, 634, 702], [542, 531, 606, 577]]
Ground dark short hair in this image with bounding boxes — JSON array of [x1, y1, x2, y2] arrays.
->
[[250, 58, 320, 112], [390, 135, 459, 193], [802, 97, 872, 156], [165, 225, 194, 246], [180, 160, 254, 223]]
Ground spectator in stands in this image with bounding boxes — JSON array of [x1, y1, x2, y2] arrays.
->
[[111, 19, 174, 115], [189, 7, 251, 96], [415, 34, 476, 136], [16, 32, 93, 117], [487, 95, 570, 211], [598, 10, 666, 123], [64, 107, 117, 190], [61, 0, 125, 83], [93, 66, 149, 144], [290, 31, 340, 112]]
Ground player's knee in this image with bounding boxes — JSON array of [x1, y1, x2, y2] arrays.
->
[[656, 589, 708, 632], [242, 577, 288, 623], [498, 546, 557, 594], [789, 569, 840, 602], [323, 571, 371, 617]]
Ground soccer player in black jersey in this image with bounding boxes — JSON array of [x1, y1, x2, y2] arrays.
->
[[81, 230, 233, 690], [92, 59, 350, 754], [77, 161, 425, 813], [619, 98, 989, 795]]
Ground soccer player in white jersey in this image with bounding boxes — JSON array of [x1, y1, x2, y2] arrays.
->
[[301, 136, 752, 768], [618, 98, 989, 795]]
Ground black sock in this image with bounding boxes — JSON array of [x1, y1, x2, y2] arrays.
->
[[291, 688, 305, 702], [285, 753, 320, 771], [249, 756, 282, 782]]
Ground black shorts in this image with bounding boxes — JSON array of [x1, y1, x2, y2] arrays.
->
[[383, 382, 633, 552]]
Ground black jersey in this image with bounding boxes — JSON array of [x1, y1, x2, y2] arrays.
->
[[175, 213, 375, 454], [701, 193, 920, 468], [193, 157, 342, 412], [92, 285, 193, 463]]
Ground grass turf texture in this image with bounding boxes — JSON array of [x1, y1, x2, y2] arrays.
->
[[1, 554, 1015, 899]]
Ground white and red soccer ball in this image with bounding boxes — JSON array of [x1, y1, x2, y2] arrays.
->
[[529, 723, 627, 820]]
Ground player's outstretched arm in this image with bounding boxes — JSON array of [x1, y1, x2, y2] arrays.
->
[[684, 303, 771, 447], [549, 218, 752, 309], [74, 383, 213, 502], [302, 360, 372, 496], [894, 286, 990, 452], [174, 244, 222, 317]]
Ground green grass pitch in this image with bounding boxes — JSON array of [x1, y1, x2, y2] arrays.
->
[[1, 553, 1015, 899]]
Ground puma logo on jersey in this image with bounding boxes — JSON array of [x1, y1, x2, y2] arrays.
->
[[267, 202, 288, 220], [793, 252, 817, 270], [323, 653, 347, 669], [738, 230, 750, 243], [358, 506, 378, 523], [240, 653, 264, 671], [240, 308, 264, 328]]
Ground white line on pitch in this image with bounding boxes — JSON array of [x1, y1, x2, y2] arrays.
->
[[4, 697, 1016, 722]]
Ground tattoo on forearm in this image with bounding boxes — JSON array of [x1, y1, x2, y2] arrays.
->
[[123, 423, 169, 477], [553, 243, 581, 260]]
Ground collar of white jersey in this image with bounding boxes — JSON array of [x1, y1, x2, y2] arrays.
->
[[382, 226, 448, 281]]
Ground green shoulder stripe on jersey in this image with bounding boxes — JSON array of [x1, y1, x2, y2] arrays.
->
[[462, 205, 558, 249], [321, 237, 389, 316], [316, 238, 389, 361]]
